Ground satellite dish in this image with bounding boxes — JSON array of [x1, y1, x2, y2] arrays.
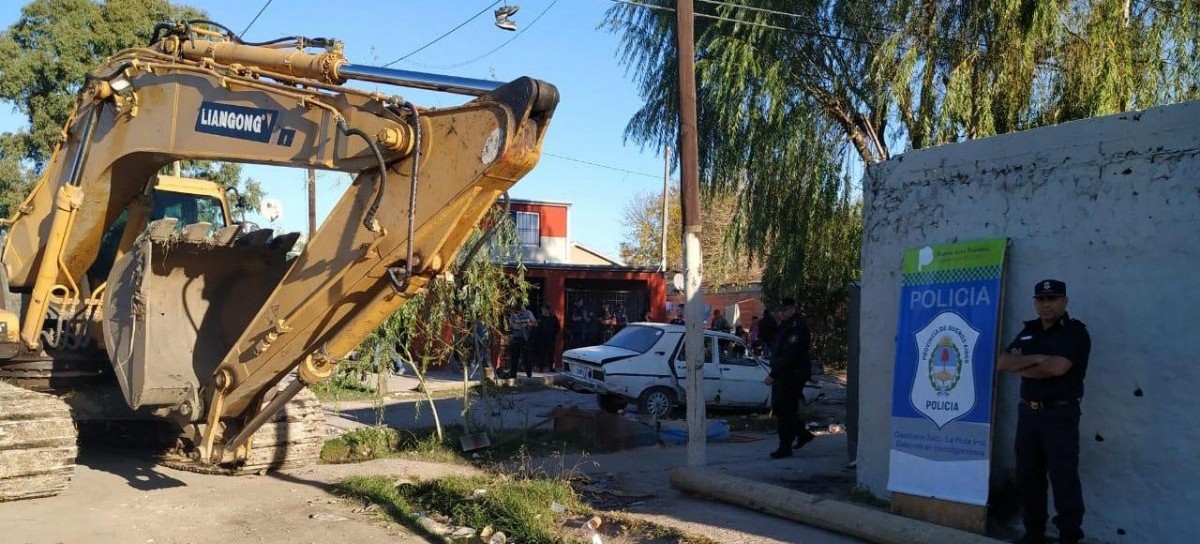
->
[[672, 273, 685, 292], [259, 197, 284, 224]]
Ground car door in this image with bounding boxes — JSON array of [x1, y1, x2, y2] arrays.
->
[[715, 336, 771, 407], [674, 335, 720, 403]]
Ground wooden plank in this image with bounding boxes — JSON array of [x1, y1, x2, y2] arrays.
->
[[890, 492, 988, 534], [670, 467, 1005, 544]]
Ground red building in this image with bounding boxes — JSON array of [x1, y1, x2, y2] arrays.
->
[[500, 199, 667, 369]]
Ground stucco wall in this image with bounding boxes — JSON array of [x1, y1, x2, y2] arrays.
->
[[858, 101, 1200, 543]]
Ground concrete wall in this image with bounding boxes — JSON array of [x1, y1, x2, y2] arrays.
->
[[858, 101, 1200, 543]]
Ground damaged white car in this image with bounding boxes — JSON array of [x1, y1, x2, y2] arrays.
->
[[557, 323, 772, 417]]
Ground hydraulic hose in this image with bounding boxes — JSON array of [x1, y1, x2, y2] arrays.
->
[[401, 101, 422, 287], [336, 120, 389, 233]]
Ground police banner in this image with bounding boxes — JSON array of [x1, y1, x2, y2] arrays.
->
[[887, 238, 1007, 506]]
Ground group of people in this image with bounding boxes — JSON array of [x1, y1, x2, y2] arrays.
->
[[502, 298, 632, 378], [566, 299, 629, 349], [503, 304, 560, 379]]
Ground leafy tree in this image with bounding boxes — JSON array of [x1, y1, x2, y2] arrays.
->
[[0, 0, 262, 218], [335, 208, 530, 439], [605, 0, 1199, 366], [619, 183, 761, 289]]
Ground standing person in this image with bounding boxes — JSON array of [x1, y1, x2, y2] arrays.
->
[[533, 304, 560, 373], [997, 280, 1091, 544], [764, 298, 814, 459], [599, 302, 617, 341], [749, 315, 760, 348], [568, 298, 587, 349], [758, 310, 779, 358], [710, 308, 731, 333], [506, 304, 537, 378], [669, 304, 685, 325], [615, 305, 629, 332]]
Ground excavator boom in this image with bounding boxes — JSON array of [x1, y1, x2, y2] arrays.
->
[[0, 21, 557, 489]]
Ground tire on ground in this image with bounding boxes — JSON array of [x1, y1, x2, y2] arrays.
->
[[637, 386, 676, 418]]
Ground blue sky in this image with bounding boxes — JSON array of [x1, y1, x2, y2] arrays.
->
[[0, 0, 669, 258]]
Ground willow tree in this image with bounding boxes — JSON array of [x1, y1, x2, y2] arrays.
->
[[605, 0, 1199, 365]]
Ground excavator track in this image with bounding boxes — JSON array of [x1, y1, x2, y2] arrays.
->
[[0, 381, 78, 502], [160, 386, 326, 475]]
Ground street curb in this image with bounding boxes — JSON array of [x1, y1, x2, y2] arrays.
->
[[669, 467, 1005, 544]]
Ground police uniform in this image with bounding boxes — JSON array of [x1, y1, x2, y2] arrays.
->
[[769, 299, 814, 458], [1006, 280, 1091, 544]]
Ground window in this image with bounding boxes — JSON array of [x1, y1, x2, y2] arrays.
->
[[603, 325, 663, 353], [152, 192, 227, 230], [676, 336, 714, 364], [717, 337, 757, 366], [511, 211, 540, 248]]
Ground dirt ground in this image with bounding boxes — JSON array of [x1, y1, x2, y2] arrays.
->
[[0, 451, 477, 544], [0, 374, 867, 544]]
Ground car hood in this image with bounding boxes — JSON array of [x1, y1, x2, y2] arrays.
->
[[562, 344, 640, 365]]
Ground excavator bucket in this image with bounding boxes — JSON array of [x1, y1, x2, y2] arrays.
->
[[102, 219, 298, 410]]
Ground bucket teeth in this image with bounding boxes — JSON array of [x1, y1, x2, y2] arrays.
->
[[236, 228, 274, 247], [269, 232, 301, 251], [181, 222, 213, 242], [214, 225, 242, 245], [147, 218, 179, 240]]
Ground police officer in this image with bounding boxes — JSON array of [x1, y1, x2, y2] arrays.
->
[[765, 297, 815, 459], [998, 279, 1091, 544]]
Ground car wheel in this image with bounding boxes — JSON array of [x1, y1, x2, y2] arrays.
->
[[597, 393, 626, 413], [638, 387, 676, 418]]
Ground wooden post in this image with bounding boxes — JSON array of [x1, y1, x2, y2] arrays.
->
[[675, 0, 706, 468]]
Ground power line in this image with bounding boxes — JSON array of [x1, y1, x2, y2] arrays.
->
[[239, 0, 274, 38], [695, 0, 903, 37], [433, 0, 560, 69], [384, 1, 501, 67], [544, 152, 669, 180], [607, 0, 888, 49]]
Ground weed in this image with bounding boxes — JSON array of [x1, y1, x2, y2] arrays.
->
[[337, 474, 582, 543], [332, 475, 442, 541], [843, 485, 890, 509]]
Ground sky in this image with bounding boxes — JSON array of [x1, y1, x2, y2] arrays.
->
[[0, 0, 670, 259]]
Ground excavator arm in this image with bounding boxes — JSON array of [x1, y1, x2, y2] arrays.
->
[[0, 23, 557, 467]]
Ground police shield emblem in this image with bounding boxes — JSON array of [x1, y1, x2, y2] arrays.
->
[[910, 311, 979, 429]]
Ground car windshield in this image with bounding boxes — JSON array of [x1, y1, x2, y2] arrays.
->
[[603, 325, 663, 353]]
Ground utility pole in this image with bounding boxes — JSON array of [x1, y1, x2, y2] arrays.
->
[[661, 145, 670, 273], [676, 0, 706, 467], [307, 167, 317, 239]]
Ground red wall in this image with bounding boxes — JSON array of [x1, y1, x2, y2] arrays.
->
[[514, 267, 667, 369], [509, 202, 568, 237]]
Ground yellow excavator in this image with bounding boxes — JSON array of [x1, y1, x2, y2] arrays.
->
[[0, 20, 557, 501]]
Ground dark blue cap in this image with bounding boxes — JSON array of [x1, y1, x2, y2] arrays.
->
[[1034, 279, 1066, 298]]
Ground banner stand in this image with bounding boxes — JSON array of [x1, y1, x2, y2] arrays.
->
[[886, 238, 1009, 534]]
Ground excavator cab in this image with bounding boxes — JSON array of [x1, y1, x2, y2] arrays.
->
[[148, 175, 231, 230], [88, 175, 233, 289]]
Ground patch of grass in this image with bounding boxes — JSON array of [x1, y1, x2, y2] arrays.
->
[[337, 474, 582, 543], [311, 377, 379, 402], [321, 426, 401, 463], [332, 475, 442, 541], [602, 513, 719, 544], [322, 426, 464, 464], [322, 424, 593, 466], [843, 485, 890, 509]]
